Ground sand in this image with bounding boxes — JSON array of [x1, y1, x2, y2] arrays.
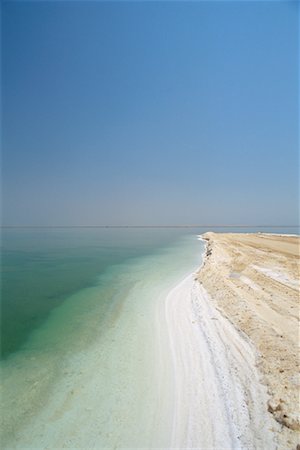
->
[[197, 232, 300, 449], [165, 272, 277, 449]]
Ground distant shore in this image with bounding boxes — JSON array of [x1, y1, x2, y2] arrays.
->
[[197, 232, 300, 449], [1, 225, 299, 229]]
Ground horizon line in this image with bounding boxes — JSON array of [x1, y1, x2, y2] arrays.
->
[[1, 225, 299, 229]]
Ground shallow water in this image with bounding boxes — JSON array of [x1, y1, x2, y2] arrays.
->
[[1, 228, 203, 448], [1, 228, 192, 358]]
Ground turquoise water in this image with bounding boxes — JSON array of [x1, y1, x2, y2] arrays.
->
[[1, 228, 188, 357], [1, 228, 204, 448]]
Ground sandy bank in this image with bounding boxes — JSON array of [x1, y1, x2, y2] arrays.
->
[[197, 232, 300, 449], [165, 272, 277, 449]]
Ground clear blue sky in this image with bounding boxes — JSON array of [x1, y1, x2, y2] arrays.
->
[[2, 1, 299, 226]]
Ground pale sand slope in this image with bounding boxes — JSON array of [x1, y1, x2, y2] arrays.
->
[[197, 232, 300, 449], [165, 272, 278, 450]]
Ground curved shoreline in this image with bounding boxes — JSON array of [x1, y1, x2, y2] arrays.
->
[[165, 265, 278, 449], [3, 232, 297, 448]]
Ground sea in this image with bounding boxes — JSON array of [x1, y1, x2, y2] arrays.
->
[[1, 226, 298, 448]]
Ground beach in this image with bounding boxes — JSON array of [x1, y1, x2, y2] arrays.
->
[[165, 272, 277, 449], [197, 232, 300, 449], [2, 229, 299, 449]]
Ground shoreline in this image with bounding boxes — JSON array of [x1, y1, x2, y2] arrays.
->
[[2, 231, 298, 448], [196, 232, 300, 449], [165, 244, 277, 449]]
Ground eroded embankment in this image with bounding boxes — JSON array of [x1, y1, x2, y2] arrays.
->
[[197, 232, 300, 449]]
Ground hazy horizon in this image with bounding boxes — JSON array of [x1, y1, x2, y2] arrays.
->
[[2, 1, 299, 226]]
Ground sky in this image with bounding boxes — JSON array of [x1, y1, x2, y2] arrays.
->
[[2, 0, 299, 226]]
